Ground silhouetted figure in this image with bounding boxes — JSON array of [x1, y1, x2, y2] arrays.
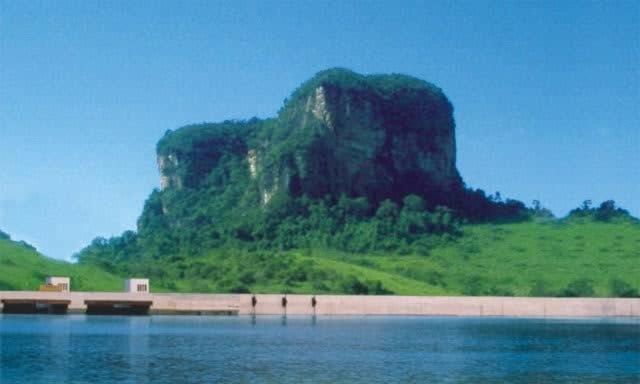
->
[[250, 294, 257, 317], [281, 295, 288, 320], [311, 295, 318, 322]]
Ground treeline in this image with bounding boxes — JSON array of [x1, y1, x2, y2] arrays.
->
[[73, 196, 638, 295], [75, 193, 466, 269], [0, 229, 37, 251], [73, 182, 530, 294], [529, 278, 639, 298], [567, 200, 636, 222], [75, 182, 535, 267]]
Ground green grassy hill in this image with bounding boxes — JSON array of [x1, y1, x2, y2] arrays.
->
[[299, 218, 639, 297], [0, 234, 122, 291], [99, 217, 638, 297], [2, 217, 638, 297]]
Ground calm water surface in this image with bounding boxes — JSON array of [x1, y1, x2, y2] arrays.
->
[[0, 315, 638, 383]]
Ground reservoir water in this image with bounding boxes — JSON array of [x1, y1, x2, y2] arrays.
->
[[0, 315, 638, 383]]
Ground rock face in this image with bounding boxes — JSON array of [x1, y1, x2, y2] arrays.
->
[[251, 69, 462, 204], [157, 153, 182, 189], [156, 68, 462, 205]]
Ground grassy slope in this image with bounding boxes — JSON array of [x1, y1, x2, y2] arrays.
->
[[2, 218, 638, 296], [162, 218, 639, 297], [0, 238, 122, 291], [306, 218, 639, 296]]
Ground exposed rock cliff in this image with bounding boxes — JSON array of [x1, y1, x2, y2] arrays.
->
[[261, 69, 461, 203], [157, 153, 181, 189], [156, 68, 462, 206]]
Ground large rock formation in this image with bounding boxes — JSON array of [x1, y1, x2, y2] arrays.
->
[[156, 68, 462, 206]]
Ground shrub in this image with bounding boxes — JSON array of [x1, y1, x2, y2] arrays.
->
[[311, 280, 330, 292], [610, 279, 639, 298], [340, 275, 370, 295], [425, 270, 445, 287], [462, 275, 485, 296], [238, 272, 256, 285], [488, 286, 515, 296], [163, 281, 178, 291], [192, 281, 212, 293], [367, 280, 392, 295], [560, 278, 595, 297], [529, 280, 555, 297], [229, 285, 251, 293]]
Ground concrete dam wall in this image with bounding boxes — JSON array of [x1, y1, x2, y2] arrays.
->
[[1, 291, 639, 317]]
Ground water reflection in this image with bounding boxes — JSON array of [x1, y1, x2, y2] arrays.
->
[[127, 317, 150, 384], [47, 317, 71, 382]]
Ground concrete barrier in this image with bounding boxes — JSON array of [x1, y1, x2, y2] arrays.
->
[[239, 295, 640, 317], [0, 291, 638, 317]]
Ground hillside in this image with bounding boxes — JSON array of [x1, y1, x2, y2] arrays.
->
[[0, 231, 122, 291], [61, 68, 640, 297], [68, 217, 640, 297], [328, 217, 639, 297], [3, 216, 639, 297]]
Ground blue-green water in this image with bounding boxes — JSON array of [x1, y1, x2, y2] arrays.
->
[[0, 315, 638, 383]]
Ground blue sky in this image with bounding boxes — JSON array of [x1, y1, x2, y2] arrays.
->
[[1, 1, 638, 260]]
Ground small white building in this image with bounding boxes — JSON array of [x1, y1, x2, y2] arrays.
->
[[124, 278, 149, 293], [46, 276, 70, 292]]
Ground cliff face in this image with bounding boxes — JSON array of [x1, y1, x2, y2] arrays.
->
[[157, 153, 181, 189], [263, 71, 460, 203], [156, 68, 462, 206]]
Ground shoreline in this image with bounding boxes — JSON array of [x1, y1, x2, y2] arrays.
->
[[1, 291, 638, 317]]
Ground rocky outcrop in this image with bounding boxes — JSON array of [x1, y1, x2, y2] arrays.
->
[[250, 69, 462, 203], [157, 68, 463, 205], [157, 153, 182, 189]]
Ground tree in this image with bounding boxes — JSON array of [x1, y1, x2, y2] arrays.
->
[[594, 200, 629, 222], [531, 200, 554, 219], [335, 195, 370, 222], [560, 279, 595, 297], [403, 195, 425, 212], [376, 199, 399, 220]]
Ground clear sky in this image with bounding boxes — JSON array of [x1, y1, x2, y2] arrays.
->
[[1, 1, 638, 260]]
